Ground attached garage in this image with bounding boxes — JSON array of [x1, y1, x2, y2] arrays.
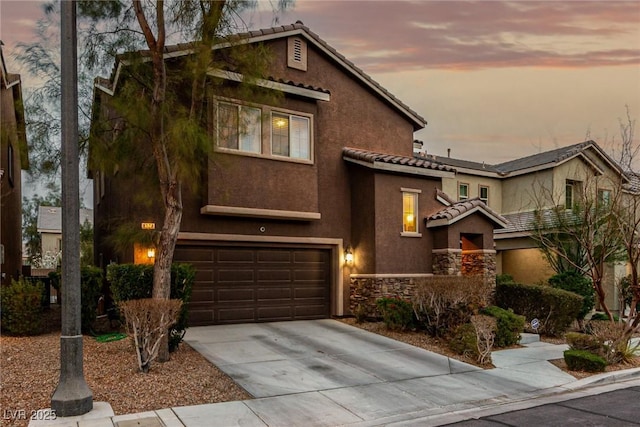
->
[[174, 243, 332, 325]]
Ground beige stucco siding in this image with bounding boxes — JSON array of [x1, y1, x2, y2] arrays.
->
[[441, 173, 503, 211]]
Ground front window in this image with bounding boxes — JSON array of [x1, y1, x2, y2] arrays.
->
[[271, 113, 310, 160], [402, 191, 418, 233], [458, 183, 469, 201], [597, 189, 612, 208], [479, 185, 489, 204], [217, 102, 261, 153]]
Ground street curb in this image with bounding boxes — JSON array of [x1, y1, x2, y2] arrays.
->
[[560, 366, 640, 391]]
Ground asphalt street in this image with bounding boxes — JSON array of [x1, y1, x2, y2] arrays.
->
[[444, 385, 640, 426]]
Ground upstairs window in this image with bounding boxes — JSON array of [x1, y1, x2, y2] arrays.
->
[[597, 189, 612, 208], [565, 180, 582, 210], [217, 102, 261, 154], [271, 113, 310, 160], [479, 185, 489, 204], [458, 183, 469, 201]]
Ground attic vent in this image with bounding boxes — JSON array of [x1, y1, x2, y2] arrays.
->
[[287, 37, 307, 71]]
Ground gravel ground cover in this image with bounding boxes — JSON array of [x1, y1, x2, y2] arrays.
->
[[0, 313, 250, 427]]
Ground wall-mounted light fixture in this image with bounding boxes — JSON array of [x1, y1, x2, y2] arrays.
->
[[344, 246, 354, 266], [147, 248, 155, 259]]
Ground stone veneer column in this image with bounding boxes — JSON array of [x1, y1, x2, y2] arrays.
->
[[432, 249, 462, 275], [461, 250, 497, 284]]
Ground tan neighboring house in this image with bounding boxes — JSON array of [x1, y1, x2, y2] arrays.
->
[[36, 206, 93, 269], [432, 140, 632, 312], [1, 42, 29, 285]]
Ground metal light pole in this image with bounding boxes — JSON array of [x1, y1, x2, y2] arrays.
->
[[51, 0, 93, 416]]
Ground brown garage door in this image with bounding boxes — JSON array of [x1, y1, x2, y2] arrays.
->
[[174, 244, 331, 325]]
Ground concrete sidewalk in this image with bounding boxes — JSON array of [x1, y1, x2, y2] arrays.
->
[[30, 320, 640, 427]]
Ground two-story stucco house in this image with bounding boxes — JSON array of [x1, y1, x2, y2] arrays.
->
[[1, 43, 29, 284], [433, 140, 634, 312], [91, 23, 506, 325]]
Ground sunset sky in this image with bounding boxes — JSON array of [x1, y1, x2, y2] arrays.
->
[[2, 0, 639, 168]]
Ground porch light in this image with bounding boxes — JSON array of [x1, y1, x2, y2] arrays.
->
[[344, 246, 354, 266], [147, 248, 155, 259]]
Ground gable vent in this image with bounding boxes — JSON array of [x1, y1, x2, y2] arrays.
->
[[288, 37, 307, 71]]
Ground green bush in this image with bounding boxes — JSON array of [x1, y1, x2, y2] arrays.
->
[[565, 332, 602, 353], [449, 323, 478, 358], [496, 274, 515, 286], [590, 312, 619, 322], [563, 349, 606, 372], [495, 282, 582, 336], [548, 272, 594, 320], [49, 266, 103, 333], [1, 278, 45, 335], [107, 263, 195, 351], [481, 305, 524, 347], [376, 297, 414, 331]]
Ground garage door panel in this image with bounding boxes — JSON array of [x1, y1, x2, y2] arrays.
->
[[218, 288, 254, 302], [257, 250, 291, 263], [257, 287, 292, 301], [218, 269, 254, 283], [257, 269, 292, 282], [176, 245, 331, 325], [217, 249, 255, 263]]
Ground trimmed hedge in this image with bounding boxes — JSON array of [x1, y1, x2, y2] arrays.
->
[[495, 282, 583, 336], [564, 349, 606, 372], [376, 297, 414, 331], [49, 266, 103, 333], [1, 278, 45, 335], [481, 305, 524, 347], [548, 272, 594, 320], [565, 332, 602, 353], [107, 263, 195, 351]]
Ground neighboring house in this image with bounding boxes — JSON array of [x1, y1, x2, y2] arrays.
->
[[36, 206, 94, 268], [90, 23, 505, 325], [0, 42, 29, 285], [433, 140, 633, 312]]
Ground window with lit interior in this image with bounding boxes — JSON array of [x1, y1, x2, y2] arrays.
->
[[402, 191, 419, 233], [271, 113, 310, 160]]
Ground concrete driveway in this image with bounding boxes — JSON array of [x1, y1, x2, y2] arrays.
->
[[184, 319, 481, 399]]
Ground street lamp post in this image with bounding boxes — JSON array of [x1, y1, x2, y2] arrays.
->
[[50, 0, 93, 416]]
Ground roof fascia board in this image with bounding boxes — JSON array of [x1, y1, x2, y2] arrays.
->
[[453, 166, 502, 178], [99, 27, 424, 128], [207, 69, 330, 101], [436, 194, 452, 206], [344, 156, 455, 179], [554, 152, 604, 175], [427, 206, 508, 228]]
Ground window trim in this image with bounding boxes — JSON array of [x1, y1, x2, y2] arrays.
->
[[213, 98, 314, 165], [401, 188, 422, 237], [479, 185, 489, 204], [458, 182, 469, 201], [269, 110, 312, 162]]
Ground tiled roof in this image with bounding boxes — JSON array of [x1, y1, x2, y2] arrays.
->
[[265, 76, 330, 94], [104, 22, 425, 129], [494, 141, 594, 173], [435, 189, 456, 206], [427, 198, 507, 228], [431, 155, 501, 173], [496, 209, 584, 235], [342, 147, 456, 173], [625, 172, 640, 193], [37, 206, 94, 233]]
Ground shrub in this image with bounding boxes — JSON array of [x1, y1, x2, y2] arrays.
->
[[471, 314, 497, 365], [449, 323, 478, 359], [548, 272, 594, 321], [1, 278, 45, 335], [412, 275, 493, 337], [119, 298, 183, 373], [563, 349, 606, 372], [586, 320, 629, 364], [496, 274, 515, 286], [495, 282, 582, 336], [590, 312, 619, 322], [49, 266, 103, 333], [481, 305, 524, 347], [107, 263, 195, 351], [376, 297, 414, 330], [565, 332, 602, 353]]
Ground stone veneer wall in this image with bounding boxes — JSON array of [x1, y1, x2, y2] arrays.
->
[[349, 276, 424, 319], [350, 250, 498, 317], [432, 249, 462, 275]]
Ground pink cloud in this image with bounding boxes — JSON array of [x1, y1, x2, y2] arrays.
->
[[274, 0, 640, 71]]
